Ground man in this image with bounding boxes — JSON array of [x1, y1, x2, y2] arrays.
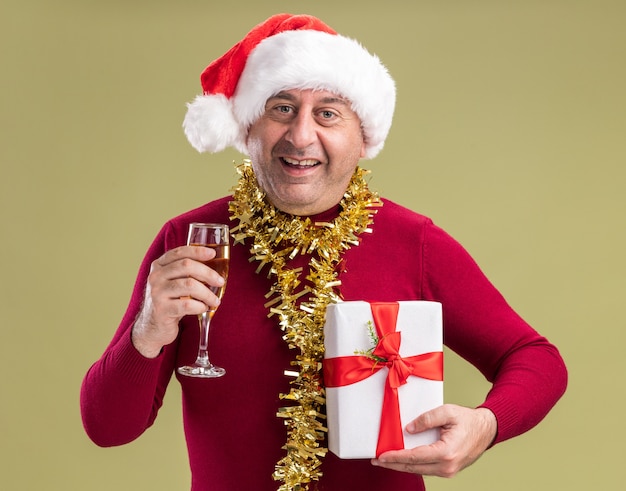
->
[[80, 13, 567, 491]]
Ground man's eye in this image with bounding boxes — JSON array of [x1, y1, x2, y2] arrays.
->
[[320, 110, 335, 119], [277, 105, 292, 113]]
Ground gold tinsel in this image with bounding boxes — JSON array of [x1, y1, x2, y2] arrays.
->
[[228, 160, 382, 490]]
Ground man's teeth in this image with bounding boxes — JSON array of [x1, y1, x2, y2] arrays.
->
[[283, 157, 318, 167]]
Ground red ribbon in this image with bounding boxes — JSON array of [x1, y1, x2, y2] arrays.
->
[[324, 302, 443, 457]]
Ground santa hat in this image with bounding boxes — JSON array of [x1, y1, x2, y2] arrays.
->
[[182, 13, 396, 159]]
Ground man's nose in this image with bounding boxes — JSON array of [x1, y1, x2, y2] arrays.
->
[[285, 112, 317, 149]]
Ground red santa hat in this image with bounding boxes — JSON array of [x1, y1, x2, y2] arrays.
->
[[182, 13, 396, 159]]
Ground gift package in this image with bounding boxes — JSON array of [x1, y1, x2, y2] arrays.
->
[[323, 301, 444, 459]]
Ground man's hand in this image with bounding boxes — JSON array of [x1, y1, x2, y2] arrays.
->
[[131, 245, 225, 358], [371, 404, 497, 478]]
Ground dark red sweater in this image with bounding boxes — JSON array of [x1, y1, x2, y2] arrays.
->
[[81, 197, 567, 490]]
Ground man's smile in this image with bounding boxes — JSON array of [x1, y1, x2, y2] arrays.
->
[[281, 157, 321, 168]]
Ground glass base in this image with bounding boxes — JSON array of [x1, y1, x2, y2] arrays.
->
[[177, 364, 225, 378]]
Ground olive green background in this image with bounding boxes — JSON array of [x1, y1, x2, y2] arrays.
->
[[1, 0, 624, 489]]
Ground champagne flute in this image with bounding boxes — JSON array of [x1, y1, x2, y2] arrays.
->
[[177, 223, 230, 378]]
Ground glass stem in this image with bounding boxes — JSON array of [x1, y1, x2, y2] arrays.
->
[[196, 311, 214, 367]]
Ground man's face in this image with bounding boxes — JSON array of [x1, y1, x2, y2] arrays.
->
[[246, 89, 366, 216]]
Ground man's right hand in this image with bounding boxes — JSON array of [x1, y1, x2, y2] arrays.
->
[[131, 245, 225, 358]]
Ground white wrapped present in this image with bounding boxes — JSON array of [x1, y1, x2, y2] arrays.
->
[[323, 301, 443, 459]]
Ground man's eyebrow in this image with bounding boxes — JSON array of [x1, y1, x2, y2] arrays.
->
[[269, 91, 296, 102], [262, 92, 291, 109], [320, 96, 350, 106]]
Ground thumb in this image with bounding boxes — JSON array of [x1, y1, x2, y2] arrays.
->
[[406, 404, 452, 434]]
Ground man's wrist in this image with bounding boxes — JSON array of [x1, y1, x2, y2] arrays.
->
[[476, 407, 498, 448], [131, 321, 163, 359]]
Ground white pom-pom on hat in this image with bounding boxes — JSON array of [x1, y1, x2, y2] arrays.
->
[[182, 13, 396, 159], [183, 94, 245, 154]]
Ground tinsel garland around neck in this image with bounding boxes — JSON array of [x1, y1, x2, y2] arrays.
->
[[228, 160, 382, 490]]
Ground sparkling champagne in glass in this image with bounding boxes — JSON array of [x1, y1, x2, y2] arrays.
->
[[177, 223, 229, 378]]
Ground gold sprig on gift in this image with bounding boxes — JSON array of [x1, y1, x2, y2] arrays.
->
[[228, 160, 382, 490], [354, 320, 388, 364]]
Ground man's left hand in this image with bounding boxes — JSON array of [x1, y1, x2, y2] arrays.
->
[[371, 404, 497, 478]]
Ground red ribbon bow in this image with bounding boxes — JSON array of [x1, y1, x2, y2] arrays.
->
[[324, 302, 443, 457]]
